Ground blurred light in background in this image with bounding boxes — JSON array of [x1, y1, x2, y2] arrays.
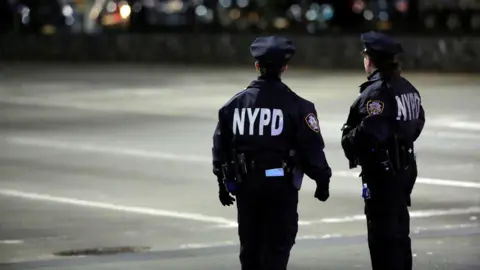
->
[[363, 9, 373, 21], [19, 5, 30, 24], [304, 3, 334, 33], [4, 0, 480, 34], [119, 2, 131, 19], [352, 0, 366, 14], [395, 0, 408, 13]]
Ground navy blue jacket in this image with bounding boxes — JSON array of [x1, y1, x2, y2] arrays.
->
[[212, 76, 332, 189]]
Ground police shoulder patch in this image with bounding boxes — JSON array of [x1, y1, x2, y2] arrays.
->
[[305, 113, 320, 133], [366, 100, 384, 115]]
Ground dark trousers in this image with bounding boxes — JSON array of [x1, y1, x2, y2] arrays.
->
[[235, 171, 299, 270], [363, 170, 413, 270]]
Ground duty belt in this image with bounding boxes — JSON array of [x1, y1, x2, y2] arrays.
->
[[241, 156, 289, 171], [235, 151, 295, 174]]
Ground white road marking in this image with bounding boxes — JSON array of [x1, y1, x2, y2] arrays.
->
[[296, 206, 480, 226], [212, 207, 480, 228], [420, 131, 480, 141], [333, 171, 480, 189], [0, 189, 238, 227], [0, 240, 24, 245], [296, 233, 343, 240], [3, 97, 480, 133], [0, 187, 478, 229], [179, 241, 236, 249], [176, 223, 478, 250], [6, 137, 480, 189], [177, 234, 343, 249], [445, 122, 480, 131], [6, 137, 207, 163], [429, 119, 480, 131], [320, 122, 480, 140]]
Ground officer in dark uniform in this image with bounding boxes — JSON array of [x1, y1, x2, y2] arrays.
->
[[212, 36, 332, 270], [341, 31, 425, 270]]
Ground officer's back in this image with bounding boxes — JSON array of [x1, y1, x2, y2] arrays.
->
[[355, 31, 425, 153], [224, 75, 300, 156], [341, 31, 426, 270], [387, 76, 424, 142], [216, 36, 331, 191], [212, 36, 331, 270]]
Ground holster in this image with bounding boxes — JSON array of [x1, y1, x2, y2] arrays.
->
[[392, 135, 414, 171], [359, 147, 395, 179]]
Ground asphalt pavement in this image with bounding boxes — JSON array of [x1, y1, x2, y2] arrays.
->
[[0, 64, 479, 270]]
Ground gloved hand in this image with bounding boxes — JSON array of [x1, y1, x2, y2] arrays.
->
[[341, 125, 357, 163], [341, 124, 353, 135], [218, 181, 235, 206], [314, 181, 330, 202]]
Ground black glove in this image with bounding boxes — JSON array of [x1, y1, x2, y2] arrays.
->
[[314, 181, 330, 202], [341, 124, 357, 164], [341, 124, 353, 136], [218, 181, 235, 206]]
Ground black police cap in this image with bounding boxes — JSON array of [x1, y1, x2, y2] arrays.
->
[[361, 31, 403, 56], [250, 36, 296, 66]]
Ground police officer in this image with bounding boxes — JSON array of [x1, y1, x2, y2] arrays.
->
[[340, 31, 425, 270], [212, 36, 331, 270]]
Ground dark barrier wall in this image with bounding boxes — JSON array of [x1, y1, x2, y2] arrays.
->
[[1, 34, 480, 72]]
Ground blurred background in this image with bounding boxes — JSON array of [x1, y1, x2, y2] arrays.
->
[[2, 0, 480, 71], [1, 0, 480, 35], [0, 1, 479, 270]]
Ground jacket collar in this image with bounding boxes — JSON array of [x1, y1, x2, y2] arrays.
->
[[247, 76, 283, 89], [359, 69, 382, 93], [367, 69, 382, 82]]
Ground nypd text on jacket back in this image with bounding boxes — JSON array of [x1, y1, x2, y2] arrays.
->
[[233, 108, 284, 136]]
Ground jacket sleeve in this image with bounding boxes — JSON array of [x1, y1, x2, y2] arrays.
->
[[346, 87, 395, 149], [212, 107, 231, 177], [341, 98, 361, 162], [295, 102, 332, 186], [413, 104, 425, 142]]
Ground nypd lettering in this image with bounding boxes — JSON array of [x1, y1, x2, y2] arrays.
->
[[395, 93, 421, 121], [233, 108, 284, 136]]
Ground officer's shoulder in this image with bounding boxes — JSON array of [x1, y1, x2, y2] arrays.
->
[[221, 88, 249, 109], [399, 76, 420, 92], [288, 90, 315, 109], [361, 79, 387, 98]]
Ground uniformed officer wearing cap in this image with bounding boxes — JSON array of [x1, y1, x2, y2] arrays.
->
[[340, 31, 426, 270], [212, 36, 331, 270]]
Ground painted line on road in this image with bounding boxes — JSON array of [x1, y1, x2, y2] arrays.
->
[[334, 171, 480, 189], [3, 98, 480, 134], [177, 234, 344, 250], [2, 223, 478, 267], [0, 188, 478, 230], [0, 240, 24, 245], [6, 137, 480, 189], [0, 189, 238, 227], [433, 120, 480, 131], [179, 241, 236, 249], [6, 137, 207, 162], [178, 223, 479, 250], [213, 206, 480, 228], [298, 206, 480, 226]]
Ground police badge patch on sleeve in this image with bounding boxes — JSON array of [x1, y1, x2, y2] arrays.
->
[[366, 100, 384, 115], [305, 113, 320, 133]]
